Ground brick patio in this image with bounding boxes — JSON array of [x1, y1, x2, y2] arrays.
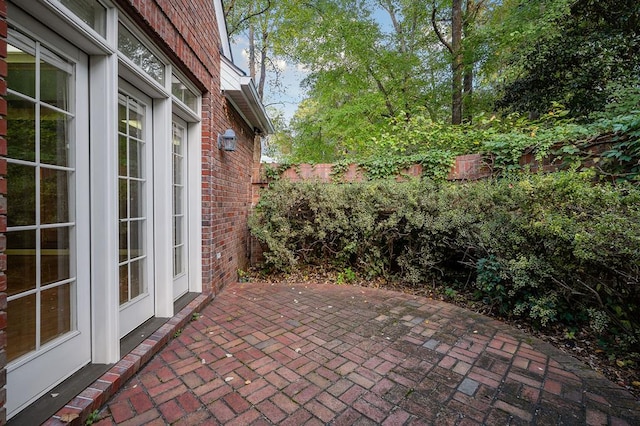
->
[[71, 283, 640, 424]]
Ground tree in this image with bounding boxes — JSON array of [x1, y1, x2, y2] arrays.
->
[[494, 0, 640, 117]]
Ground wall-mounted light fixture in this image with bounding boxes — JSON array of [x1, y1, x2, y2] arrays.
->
[[218, 129, 237, 151]]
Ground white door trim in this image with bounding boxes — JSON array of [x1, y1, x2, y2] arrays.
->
[[5, 22, 91, 418]]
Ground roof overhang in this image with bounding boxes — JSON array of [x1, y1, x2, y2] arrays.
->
[[221, 55, 275, 135]]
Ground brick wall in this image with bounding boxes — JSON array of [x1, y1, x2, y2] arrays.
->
[[118, 0, 258, 293], [0, 0, 7, 422]]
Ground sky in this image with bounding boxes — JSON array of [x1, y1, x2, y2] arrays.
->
[[230, 39, 307, 124]]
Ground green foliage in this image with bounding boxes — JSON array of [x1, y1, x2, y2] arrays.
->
[[495, 0, 640, 117], [337, 267, 357, 285], [331, 152, 455, 181], [85, 410, 101, 425], [263, 162, 295, 180], [250, 173, 640, 348]]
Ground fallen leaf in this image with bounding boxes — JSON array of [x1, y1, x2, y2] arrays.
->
[[632, 381, 640, 387], [616, 360, 626, 368], [59, 413, 80, 422], [245, 380, 252, 385]]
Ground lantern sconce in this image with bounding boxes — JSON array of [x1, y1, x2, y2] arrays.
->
[[218, 129, 237, 151]]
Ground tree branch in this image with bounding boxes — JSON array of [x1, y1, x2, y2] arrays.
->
[[226, 1, 272, 37], [367, 65, 396, 117], [432, 3, 453, 54]]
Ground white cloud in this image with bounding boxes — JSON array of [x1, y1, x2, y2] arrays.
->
[[274, 59, 287, 72]]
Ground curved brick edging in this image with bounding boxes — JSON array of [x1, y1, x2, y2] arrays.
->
[[42, 294, 213, 426]]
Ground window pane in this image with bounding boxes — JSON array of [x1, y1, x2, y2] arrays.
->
[[129, 219, 144, 259], [119, 220, 128, 262], [40, 167, 70, 224], [118, 178, 127, 219], [40, 60, 70, 111], [174, 246, 184, 276], [174, 186, 183, 215], [130, 180, 144, 218], [119, 265, 128, 304], [7, 163, 36, 227], [129, 140, 142, 178], [118, 23, 165, 84], [172, 124, 184, 154], [41, 227, 71, 285], [60, 0, 107, 36], [40, 106, 70, 166], [118, 135, 127, 176], [173, 155, 182, 185], [7, 95, 36, 162], [7, 295, 36, 362], [118, 99, 127, 134], [7, 44, 36, 98], [130, 259, 144, 299], [128, 100, 143, 140], [173, 216, 183, 246], [6, 230, 37, 297], [40, 284, 72, 346], [171, 75, 197, 111]]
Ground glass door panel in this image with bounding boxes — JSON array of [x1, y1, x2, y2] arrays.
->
[[6, 29, 90, 418], [172, 119, 188, 299], [117, 88, 154, 337]]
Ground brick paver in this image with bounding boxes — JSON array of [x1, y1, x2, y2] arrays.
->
[[85, 282, 639, 424]]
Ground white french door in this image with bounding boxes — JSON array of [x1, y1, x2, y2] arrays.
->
[[117, 84, 155, 337], [172, 118, 189, 299], [5, 28, 91, 418]]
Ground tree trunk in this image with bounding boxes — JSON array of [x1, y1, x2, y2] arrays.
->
[[248, 23, 256, 78], [463, 67, 473, 123], [451, 0, 463, 125], [461, 0, 477, 124], [258, 30, 268, 101]]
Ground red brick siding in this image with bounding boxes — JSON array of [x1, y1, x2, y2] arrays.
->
[[117, 0, 258, 293], [0, 0, 7, 422]]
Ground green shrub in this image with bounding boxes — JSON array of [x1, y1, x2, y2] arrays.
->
[[249, 172, 640, 349]]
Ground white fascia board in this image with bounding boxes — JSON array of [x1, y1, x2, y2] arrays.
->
[[213, 0, 232, 60], [221, 56, 275, 134]]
